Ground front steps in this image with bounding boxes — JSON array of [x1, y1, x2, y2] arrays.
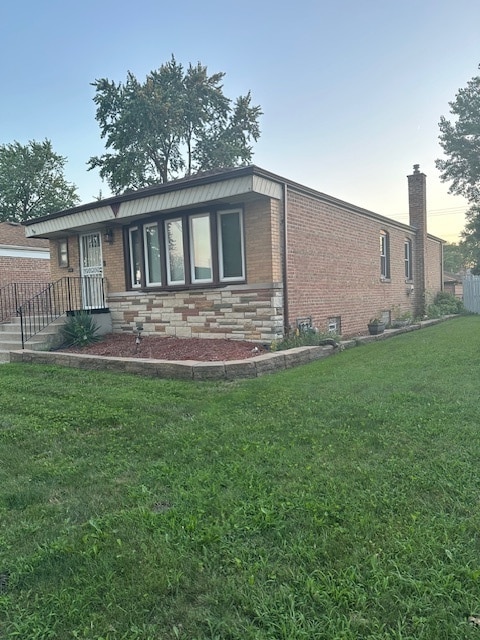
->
[[0, 316, 66, 363]]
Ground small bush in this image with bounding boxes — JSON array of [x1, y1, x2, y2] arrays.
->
[[429, 292, 464, 317], [61, 311, 101, 347], [426, 303, 442, 319]]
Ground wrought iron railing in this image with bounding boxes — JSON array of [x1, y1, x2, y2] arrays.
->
[[14, 277, 106, 347], [0, 282, 52, 324]]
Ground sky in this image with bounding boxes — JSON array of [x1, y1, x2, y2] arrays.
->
[[1, 0, 479, 243]]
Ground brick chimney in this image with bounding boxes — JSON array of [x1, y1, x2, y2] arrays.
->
[[407, 164, 427, 317]]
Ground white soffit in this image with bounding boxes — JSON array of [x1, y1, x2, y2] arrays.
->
[[26, 204, 115, 237], [25, 173, 283, 237]]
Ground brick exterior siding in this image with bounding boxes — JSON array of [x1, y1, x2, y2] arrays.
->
[[283, 187, 431, 336], [0, 222, 50, 288], [425, 238, 443, 305], [0, 256, 51, 288]]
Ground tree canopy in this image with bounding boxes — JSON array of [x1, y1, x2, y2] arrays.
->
[[443, 242, 472, 274], [88, 56, 262, 194], [0, 140, 79, 223], [436, 66, 480, 204], [459, 204, 480, 274]]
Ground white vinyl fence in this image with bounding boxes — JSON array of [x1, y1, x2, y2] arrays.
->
[[463, 275, 480, 313]]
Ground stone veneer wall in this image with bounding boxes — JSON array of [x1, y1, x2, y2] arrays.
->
[[107, 283, 284, 343]]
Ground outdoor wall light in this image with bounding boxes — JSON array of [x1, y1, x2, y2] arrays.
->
[[103, 228, 114, 244], [407, 284, 414, 295]]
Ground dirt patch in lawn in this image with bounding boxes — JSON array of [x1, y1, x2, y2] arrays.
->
[[57, 333, 268, 362]]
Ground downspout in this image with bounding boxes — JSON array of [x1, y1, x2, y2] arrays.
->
[[440, 242, 445, 292], [282, 182, 289, 335]]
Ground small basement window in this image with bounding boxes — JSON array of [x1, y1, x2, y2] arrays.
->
[[58, 239, 69, 267], [328, 316, 341, 334]]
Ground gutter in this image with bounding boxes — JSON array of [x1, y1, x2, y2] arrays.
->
[[283, 182, 289, 334]]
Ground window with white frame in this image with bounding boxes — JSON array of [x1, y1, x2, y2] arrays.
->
[[190, 214, 213, 283], [328, 316, 341, 334], [144, 223, 162, 286], [126, 208, 245, 289], [58, 239, 69, 267], [218, 209, 245, 281], [165, 218, 185, 285], [404, 239, 412, 280], [380, 230, 390, 279], [129, 227, 142, 288]]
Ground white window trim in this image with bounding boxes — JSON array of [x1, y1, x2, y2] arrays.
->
[[404, 239, 413, 281], [143, 222, 162, 286], [165, 218, 185, 286], [217, 208, 245, 282], [129, 226, 142, 288], [380, 231, 390, 280], [189, 214, 213, 284]]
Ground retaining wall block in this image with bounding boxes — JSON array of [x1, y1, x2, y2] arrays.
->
[[224, 359, 257, 380], [254, 352, 286, 376], [283, 347, 314, 368], [192, 362, 226, 381]]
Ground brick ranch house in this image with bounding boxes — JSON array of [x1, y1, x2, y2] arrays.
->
[[0, 221, 50, 288], [23, 164, 443, 341]]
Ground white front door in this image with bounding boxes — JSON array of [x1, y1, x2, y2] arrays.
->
[[80, 232, 104, 309]]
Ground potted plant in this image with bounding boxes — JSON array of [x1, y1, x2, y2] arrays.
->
[[367, 317, 385, 335]]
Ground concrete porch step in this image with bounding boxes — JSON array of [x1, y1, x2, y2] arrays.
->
[[0, 316, 67, 363]]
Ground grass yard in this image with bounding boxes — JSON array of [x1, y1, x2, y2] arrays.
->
[[1, 316, 480, 639]]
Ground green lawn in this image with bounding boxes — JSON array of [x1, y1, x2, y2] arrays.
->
[[1, 316, 480, 639]]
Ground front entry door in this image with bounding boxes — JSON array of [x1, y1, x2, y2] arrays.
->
[[80, 232, 104, 309]]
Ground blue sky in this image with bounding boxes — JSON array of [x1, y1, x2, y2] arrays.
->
[[1, 0, 479, 242]]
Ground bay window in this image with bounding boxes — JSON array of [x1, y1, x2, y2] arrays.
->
[[127, 208, 245, 289]]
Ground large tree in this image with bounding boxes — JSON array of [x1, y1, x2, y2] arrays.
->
[[436, 66, 480, 204], [459, 204, 480, 274], [436, 66, 480, 270], [88, 56, 262, 194], [0, 139, 79, 222]]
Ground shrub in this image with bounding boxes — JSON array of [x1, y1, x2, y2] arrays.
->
[[426, 303, 442, 319], [61, 311, 101, 347], [431, 292, 464, 316]]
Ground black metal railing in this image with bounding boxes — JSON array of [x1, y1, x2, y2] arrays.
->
[[0, 282, 52, 323], [16, 277, 106, 347]]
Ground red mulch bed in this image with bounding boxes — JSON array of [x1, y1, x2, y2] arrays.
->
[[58, 333, 267, 362]]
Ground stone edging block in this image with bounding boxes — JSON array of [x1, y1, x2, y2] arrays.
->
[[8, 316, 456, 380]]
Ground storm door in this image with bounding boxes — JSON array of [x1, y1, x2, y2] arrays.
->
[[80, 232, 104, 309]]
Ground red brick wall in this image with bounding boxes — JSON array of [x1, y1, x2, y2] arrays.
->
[[284, 188, 442, 336], [49, 235, 126, 295], [0, 256, 51, 288], [244, 198, 283, 283]]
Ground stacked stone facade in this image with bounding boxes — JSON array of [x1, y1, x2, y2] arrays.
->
[[108, 284, 284, 342]]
